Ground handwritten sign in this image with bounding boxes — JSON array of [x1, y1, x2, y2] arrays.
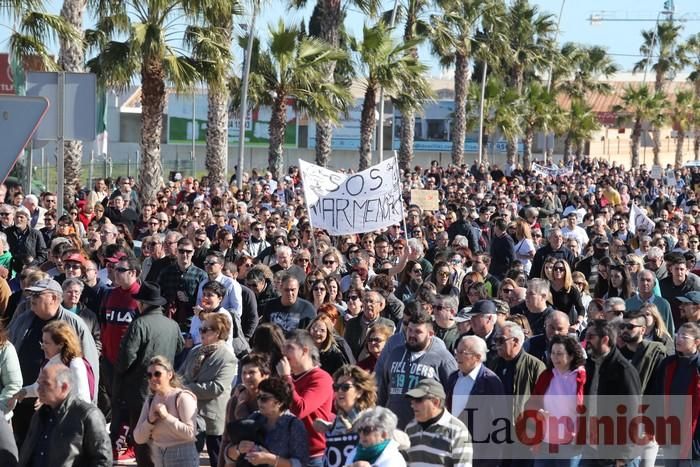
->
[[532, 163, 574, 178], [300, 157, 403, 235], [411, 189, 439, 211]]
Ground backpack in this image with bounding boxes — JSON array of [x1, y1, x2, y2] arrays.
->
[[82, 357, 96, 400]]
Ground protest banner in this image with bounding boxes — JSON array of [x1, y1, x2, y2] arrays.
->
[[628, 203, 655, 235], [411, 189, 439, 211], [299, 157, 404, 235]]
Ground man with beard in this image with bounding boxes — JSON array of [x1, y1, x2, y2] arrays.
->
[[583, 320, 641, 464], [618, 310, 668, 394], [678, 291, 700, 324], [376, 309, 457, 429]]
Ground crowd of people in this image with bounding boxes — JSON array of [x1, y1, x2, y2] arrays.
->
[[0, 156, 697, 467]]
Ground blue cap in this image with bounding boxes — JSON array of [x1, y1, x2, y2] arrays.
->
[[677, 291, 700, 305]]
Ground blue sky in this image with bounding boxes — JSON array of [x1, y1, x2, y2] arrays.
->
[[0, 0, 698, 75]]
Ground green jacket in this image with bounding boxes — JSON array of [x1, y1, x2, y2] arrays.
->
[[113, 306, 184, 409], [490, 351, 545, 419], [625, 340, 668, 394]]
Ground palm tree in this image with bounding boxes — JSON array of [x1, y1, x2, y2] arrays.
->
[[681, 33, 700, 159], [496, 0, 558, 166], [490, 86, 522, 165], [395, 0, 432, 172], [4, 1, 79, 201], [247, 21, 350, 179], [564, 100, 599, 162], [634, 20, 687, 165], [430, 0, 498, 166], [520, 82, 558, 168], [669, 90, 698, 167], [351, 22, 428, 170], [298, 0, 379, 167], [88, 0, 226, 205], [187, 1, 241, 186], [555, 43, 618, 101], [613, 85, 667, 168]]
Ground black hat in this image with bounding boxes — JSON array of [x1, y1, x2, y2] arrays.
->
[[132, 282, 167, 307]]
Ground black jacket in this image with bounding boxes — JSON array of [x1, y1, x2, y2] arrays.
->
[[5, 226, 47, 274], [19, 394, 112, 467], [240, 284, 259, 339]]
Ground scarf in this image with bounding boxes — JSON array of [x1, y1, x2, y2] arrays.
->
[[189, 342, 220, 378], [353, 439, 390, 464]]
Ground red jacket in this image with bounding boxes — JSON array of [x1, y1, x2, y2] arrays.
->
[[101, 281, 141, 364]]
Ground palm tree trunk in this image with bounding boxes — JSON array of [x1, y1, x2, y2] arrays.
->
[[206, 86, 228, 186], [522, 127, 533, 170], [398, 109, 415, 172], [652, 126, 662, 166], [59, 0, 86, 207], [314, 0, 341, 167], [564, 134, 573, 164], [359, 85, 377, 170], [631, 119, 642, 168], [268, 96, 287, 180], [676, 129, 685, 168], [451, 53, 469, 166], [506, 140, 517, 167], [139, 58, 166, 206]]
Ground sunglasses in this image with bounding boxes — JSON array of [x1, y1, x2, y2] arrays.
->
[[357, 426, 377, 435], [348, 295, 361, 301], [553, 267, 566, 272], [204, 260, 220, 266], [200, 326, 213, 334], [178, 249, 194, 254], [313, 287, 326, 292], [333, 383, 354, 392], [114, 267, 132, 273], [64, 263, 82, 270], [323, 260, 336, 265], [147, 370, 163, 379], [619, 323, 644, 330]]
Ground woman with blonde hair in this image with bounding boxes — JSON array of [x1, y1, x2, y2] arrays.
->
[[639, 303, 674, 354], [308, 315, 354, 376], [513, 219, 536, 275], [14, 320, 91, 402], [550, 259, 585, 327], [134, 355, 199, 467], [571, 271, 592, 311], [624, 254, 645, 290]]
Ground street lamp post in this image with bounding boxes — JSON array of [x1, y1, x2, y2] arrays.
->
[[237, 5, 258, 189], [543, 0, 566, 165], [376, 0, 400, 163]]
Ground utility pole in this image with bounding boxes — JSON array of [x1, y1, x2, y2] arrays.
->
[[237, 5, 258, 189], [376, 0, 400, 164]]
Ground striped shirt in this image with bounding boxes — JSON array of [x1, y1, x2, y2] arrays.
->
[[406, 409, 473, 467]]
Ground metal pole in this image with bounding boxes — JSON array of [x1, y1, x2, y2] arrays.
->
[[376, 0, 400, 164], [477, 61, 488, 165], [643, 13, 662, 84], [88, 150, 94, 191], [41, 148, 46, 187], [26, 146, 33, 195], [237, 4, 258, 189], [191, 88, 196, 174], [57, 71, 66, 216]]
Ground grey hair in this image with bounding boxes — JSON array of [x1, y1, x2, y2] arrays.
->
[[286, 329, 321, 366], [524, 207, 539, 219], [276, 245, 292, 257], [500, 321, 525, 345], [452, 235, 468, 248], [407, 238, 424, 256], [545, 310, 570, 326], [165, 231, 183, 242], [62, 278, 85, 293], [527, 278, 550, 295], [435, 294, 458, 311], [49, 364, 74, 390], [353, 406, 398, 436], [647, 247, 664, 259], [458, 335, 487, 362], [639, 269, 656, 281], [1, 204, 15, 214], [640, 235, 652, 243], [604, 297, 626, 312]]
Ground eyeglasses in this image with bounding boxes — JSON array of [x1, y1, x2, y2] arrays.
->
[[0, 213, 10, 217], [200, 326, 213, 334], [204, 260, 220, 266], [114, 267, 133, 273], [64, 263, 82, 270], [313, 287, 326, 292], [333, 383, 354, 392], [348, 295, 361, 301], [323, 260, 336, 265], [574, 281, 586, 287], [553, 267, 566, 272], [493, 336, 515, 345], [437, 270, 450, 277], [178, 249, 194, 255], [619, 323, 644, 330], [195, 238, 207, 243], [357, 426, 378, 435], [296, 258, 310, 263], [147, 370, 163, 379], [412, 268, 423, 274]]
